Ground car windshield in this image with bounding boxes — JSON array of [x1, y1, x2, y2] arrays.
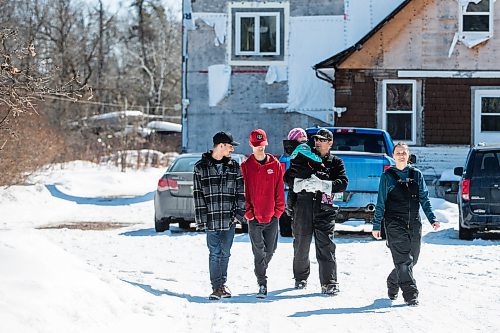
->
[[169, 156, 200, 172], [307, 132, 388, 154], [471, 150, 500, 177]]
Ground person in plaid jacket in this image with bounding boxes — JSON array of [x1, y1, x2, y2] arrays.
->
[[193, 131, 245, 300]]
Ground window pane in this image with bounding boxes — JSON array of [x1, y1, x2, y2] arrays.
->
[[386, 84, 413, 111], [466, 0, 489, 12], [240, 17, 255, 52], [387, 113, 412, 141], [481, 115, 500, 131], [463, 15, 489, 32], [481, 97, 500, 114], [259, 16, 277, 53]]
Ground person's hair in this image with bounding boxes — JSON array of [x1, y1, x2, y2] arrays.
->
[[392, 142, 410, 154]]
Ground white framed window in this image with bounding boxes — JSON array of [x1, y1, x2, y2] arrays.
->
[[235, 12, 280, 56], [382, 80, 417, 145], [473, 88, 500, 144], [228, 2, 288, 66], [459, 0, 494, 34]]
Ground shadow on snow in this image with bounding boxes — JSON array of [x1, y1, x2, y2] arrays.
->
[[122, 280, 336, 304], [289, 298, 406, 317], [45, 184, 154, 206]]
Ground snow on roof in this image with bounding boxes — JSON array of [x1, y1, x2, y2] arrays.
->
[[89, 110, 144, 121], [146, 121, 181, 133]]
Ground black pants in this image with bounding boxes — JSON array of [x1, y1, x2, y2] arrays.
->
[[385, 216, 422, 302], [248, 217, 279, 286], [292, 197, 337, 286]]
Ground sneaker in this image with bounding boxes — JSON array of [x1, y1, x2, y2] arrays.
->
[[321, 283, 340, 296], [295, 280, 307, 289], [209, 289, 223, 300], [220, 285, 232, 298], [256, 285, 267, 299], [406, 298, 419, 306]]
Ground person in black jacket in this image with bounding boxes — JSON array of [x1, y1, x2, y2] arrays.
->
[[372, 142, 440, 306], [284, 128, 348, 295], [193, 131, 245, 300]]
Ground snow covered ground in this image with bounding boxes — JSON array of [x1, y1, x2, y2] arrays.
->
[[1, 161, 499, 333]]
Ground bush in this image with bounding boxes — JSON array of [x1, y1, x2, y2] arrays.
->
[[0, 110, 64, 185]]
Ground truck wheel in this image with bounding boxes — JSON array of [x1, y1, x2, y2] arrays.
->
[[279, 214, 292, 237], [179, 220, 191, 229], [155, 217, 170, 232]]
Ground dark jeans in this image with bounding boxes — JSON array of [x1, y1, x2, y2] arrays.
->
[[206, 224, 236, 290], [248, 217, 279, 286], [385, 216, 422, 302], [292, 198, 337, 286]]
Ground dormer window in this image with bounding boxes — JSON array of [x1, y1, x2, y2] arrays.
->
[[460, 0, 494, 34], [228, 2, 289, 66]]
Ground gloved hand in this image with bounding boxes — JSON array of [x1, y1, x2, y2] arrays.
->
[[293, 178, 308, 193], [302, 174, 332, 194]]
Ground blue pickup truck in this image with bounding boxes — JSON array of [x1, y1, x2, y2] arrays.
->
[[279, 127, 395, 237]]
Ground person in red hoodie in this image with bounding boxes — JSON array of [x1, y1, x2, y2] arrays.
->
[[240, 129, 285, 299]]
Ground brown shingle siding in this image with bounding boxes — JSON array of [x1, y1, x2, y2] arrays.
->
[[335, 70, 376, 128]]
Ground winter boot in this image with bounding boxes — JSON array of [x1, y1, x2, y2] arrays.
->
[[295, 280, 307, 289], [256, 285, 267, 299], [321, 283, 340, 296], [406, 298, 419, 306], [220, 285, 232, 298]]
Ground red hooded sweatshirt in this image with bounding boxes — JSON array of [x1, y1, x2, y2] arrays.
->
[[240, 154, 285, 223]]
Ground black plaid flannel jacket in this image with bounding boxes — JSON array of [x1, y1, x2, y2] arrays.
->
[[193, 152, 245, 231]]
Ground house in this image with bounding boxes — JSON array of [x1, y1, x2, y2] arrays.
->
[[314, 0, 500, 150], [181, 0, 406, 154]]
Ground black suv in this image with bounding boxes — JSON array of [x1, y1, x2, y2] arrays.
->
[[454, 144, 500, 240]]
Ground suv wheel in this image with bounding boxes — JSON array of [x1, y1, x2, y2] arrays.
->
[[155, 217, 170, 232], [458, 210, 473, 240], [458, 222, 473, 240]]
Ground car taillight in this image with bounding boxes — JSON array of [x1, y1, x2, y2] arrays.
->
[[383, 164, 390, 172], [461, 179, 470, 201], [158, 176, 179, 192]]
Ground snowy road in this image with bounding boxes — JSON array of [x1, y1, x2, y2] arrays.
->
[[1, 162, 499, 333]]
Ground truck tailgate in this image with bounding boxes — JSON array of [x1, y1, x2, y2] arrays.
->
[[333, 151, 389, 192]]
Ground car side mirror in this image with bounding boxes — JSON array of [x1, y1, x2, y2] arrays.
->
[[409, 154, 417, 164], [454, 167, 464, 176]]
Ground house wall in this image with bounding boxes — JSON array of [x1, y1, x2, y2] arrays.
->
[[340, 0, 500, 70], [425, 78, 500, 144], [331, 0, 500, 146], [334, 69, 500, 145], [333, 70, 377, 128], [185, 0, 344, 155]]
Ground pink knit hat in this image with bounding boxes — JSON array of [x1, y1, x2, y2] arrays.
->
[[287, 128, 307, 141]]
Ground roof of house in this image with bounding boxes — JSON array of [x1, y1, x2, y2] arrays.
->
[[314, 0, 413, 70]]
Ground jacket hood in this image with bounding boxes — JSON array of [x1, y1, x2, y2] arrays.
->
[[283, 139, 301, 155], [201, 151, 232, 165]]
